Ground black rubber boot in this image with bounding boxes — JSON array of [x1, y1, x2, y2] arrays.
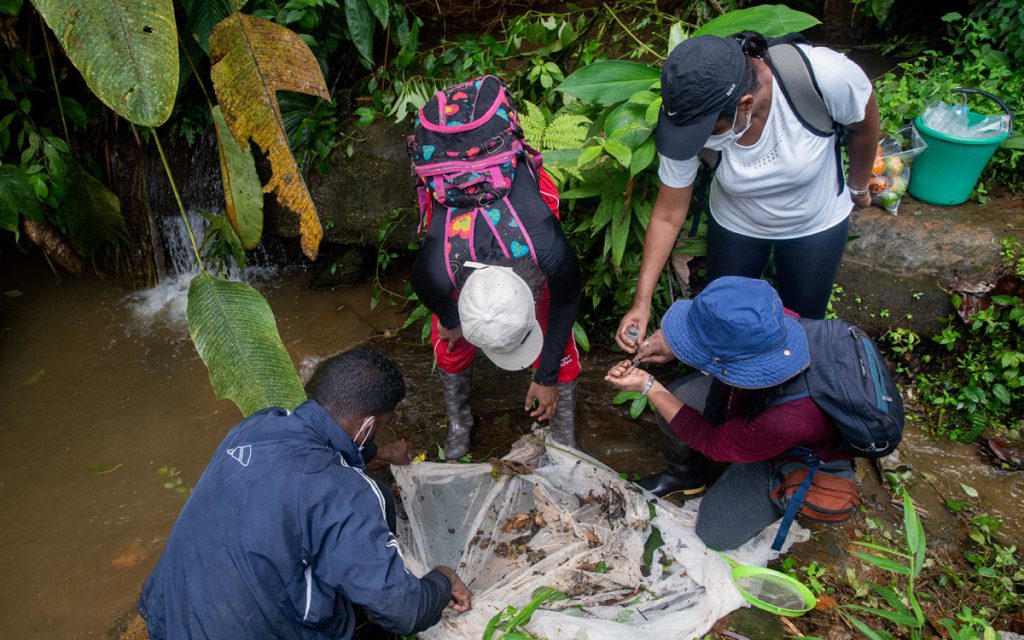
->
[[637, 373, 711, 498], [547, 380, 578, 448], [637, 460, 706, 498], [439, 369, 473, 461]]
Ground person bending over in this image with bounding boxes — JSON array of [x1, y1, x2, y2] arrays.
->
[[618, 31, 878, 340], [605, 277, 856, 550], [138, 348, 472, 639]]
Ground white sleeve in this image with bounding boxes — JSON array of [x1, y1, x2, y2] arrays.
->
[[801, 45, 873, 126], [657, 153, 699, 188]]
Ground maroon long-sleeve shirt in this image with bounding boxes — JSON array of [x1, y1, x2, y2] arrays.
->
[[669, 391, 846, 464]]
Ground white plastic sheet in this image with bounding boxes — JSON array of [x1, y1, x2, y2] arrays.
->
[[393, 434, 809, 639]]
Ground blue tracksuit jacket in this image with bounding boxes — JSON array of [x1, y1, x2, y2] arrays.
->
[[138, 400, 451, 639]]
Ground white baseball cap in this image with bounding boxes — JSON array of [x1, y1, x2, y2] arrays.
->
[[457, 261, 543, 371]]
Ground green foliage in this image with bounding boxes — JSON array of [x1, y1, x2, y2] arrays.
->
[[872, 10, 1024, 193], [841, 489, 927, 639], [910, 239, 1024, 442], [200, 212, 248, 276], [158, 465, 193, 495], [612, 389, 651, 419], [483, 586, 568, 640], [30, 0, 179, 126], [691, 4, 820, 37], [186, 272, 308, 417], [61, 163, 129, 259]]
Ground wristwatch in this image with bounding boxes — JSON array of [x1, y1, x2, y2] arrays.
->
[[641, 375, 656, 396]]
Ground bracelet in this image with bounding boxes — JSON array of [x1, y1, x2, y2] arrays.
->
[[847, 182, 869, 196], [641, 375, 656, 396]]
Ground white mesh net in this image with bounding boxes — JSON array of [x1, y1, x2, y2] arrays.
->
[[393, 434, 809, 639]]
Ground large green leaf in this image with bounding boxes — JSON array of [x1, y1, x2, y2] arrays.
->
[[606, 101, 652, 150], [62, 163, 128, 258], [558, 61, 659, 106], [31, 0, 179, 126], [0, 165, 43, 232], [344, 0, 375, 63], [693, 5, 821, 38], [212, 105, 263, 250], [187, 272, 306, 417], [366, 0, 388, 27]]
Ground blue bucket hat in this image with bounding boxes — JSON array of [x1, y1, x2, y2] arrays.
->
[[661, 277, 809, 389]]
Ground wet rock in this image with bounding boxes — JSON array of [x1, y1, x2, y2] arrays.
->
[[835, 195, 1024, 336], [265, 119, 419, 250], [310, 246, 369, 289]]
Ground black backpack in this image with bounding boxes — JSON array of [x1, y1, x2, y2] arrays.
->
[[775, 317, 904, 458], [769, 317, 904, 551], [698, 33, 847, 196]]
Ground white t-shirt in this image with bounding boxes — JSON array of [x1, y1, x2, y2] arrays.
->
[[657, 45, 873, 239]]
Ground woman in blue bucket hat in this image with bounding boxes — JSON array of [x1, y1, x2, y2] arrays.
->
[[606, 277, 856, 550]]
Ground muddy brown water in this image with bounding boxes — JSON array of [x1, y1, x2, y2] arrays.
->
[[1, 253, 1021, 639]]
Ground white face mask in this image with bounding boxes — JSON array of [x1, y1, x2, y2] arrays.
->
[[353, 416, 375, 453], [704, 107, 752, 151]]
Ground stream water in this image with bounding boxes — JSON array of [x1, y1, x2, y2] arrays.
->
[[0, 242, 403, 639], [1, 235, 1021, 638]]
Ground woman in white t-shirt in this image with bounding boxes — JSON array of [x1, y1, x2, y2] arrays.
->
[[615, 32, 879, 500], [616, 32, 878, 351]]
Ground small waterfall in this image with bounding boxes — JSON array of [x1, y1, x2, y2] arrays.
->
[[127, 212, 285, 327]]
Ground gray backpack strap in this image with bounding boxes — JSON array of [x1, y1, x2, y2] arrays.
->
[[765, 42, 845, 195], [765, 43, 834, 135]]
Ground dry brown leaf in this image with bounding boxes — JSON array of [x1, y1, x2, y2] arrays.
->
[[209, 13, 328, 260]]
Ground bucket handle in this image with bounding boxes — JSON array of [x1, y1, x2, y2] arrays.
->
[[953, 87, 1014, 137]]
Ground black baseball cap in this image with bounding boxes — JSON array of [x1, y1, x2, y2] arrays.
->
[[655, 35, 747, 161]]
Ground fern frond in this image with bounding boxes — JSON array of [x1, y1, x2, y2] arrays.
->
[[542, 113, 591, 151], [543, 165, 583, 189], [520, 100, 549, 150]]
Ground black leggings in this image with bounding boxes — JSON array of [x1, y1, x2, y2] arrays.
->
[[705, 215, 850, 319]]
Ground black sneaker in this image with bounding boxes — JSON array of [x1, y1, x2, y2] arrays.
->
[[637, 467, 706, 499]]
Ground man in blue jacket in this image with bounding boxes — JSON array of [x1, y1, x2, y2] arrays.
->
[[138, 348, 472, 639]]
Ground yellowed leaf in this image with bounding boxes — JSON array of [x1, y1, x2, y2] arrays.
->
[[209, 13, 327, 260]]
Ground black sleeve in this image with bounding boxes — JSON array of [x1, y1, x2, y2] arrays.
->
[[507, 167, 581, 386], [404, 569, 452, 634], [410, 225, 460, 329]]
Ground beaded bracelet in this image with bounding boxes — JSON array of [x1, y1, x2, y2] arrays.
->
[[641, 375, 656, 397]]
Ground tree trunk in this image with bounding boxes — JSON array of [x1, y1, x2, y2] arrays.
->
[[21, 218, 88, 275]]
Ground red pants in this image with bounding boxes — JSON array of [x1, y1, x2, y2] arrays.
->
[[431, 286, 581, 383]]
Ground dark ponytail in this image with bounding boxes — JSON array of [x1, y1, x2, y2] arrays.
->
[[732, 31, 768, 58], [718, 31, 767, 120]]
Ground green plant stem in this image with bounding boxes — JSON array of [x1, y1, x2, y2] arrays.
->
[[603, 3, 664, 61], [40, 16, 71, 148], [153, 129, 206, 272]]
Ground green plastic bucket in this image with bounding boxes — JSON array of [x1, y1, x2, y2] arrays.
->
[[908, 88, 1013, 206]]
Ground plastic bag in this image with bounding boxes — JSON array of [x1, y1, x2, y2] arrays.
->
[[922, 100, 1010, 140], [870, 126, 927, 215], [392, 433, 810, 640]]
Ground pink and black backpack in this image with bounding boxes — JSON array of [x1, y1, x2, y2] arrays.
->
[[409, 76, 558, 286]]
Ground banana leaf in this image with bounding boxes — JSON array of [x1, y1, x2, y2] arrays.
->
[[187, 272, 306, 417], [209, 12, 329, 260], [31, 0, 178, 126]]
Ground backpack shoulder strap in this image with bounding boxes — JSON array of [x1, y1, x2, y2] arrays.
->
[[764, 43, 834, 136], [770, 370, 811, 406], [765, 42, 846, 196]]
